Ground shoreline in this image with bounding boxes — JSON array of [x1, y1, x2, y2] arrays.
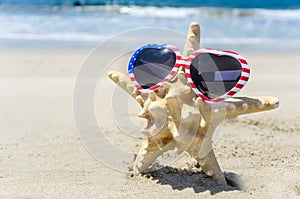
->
[[2, 39, 300, 52]]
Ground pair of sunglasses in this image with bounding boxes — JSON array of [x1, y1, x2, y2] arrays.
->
[[128, 44, 250, 102]]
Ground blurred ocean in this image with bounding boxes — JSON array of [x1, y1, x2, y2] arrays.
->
[[0, 0, 300, 50]]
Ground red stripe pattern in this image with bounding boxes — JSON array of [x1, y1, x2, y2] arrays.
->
[[238, 58, 248, 65], [240, 76, 249, 81]]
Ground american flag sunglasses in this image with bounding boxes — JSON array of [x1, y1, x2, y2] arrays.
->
[[128, 44, 250, 103]]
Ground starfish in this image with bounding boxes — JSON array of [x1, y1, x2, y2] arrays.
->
[[108, 22, 279, 185]]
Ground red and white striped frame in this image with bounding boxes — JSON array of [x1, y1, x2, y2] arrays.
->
[[128, 44, 250, 103], [128, 44, 182, 92], [185, 48, 250, 102]]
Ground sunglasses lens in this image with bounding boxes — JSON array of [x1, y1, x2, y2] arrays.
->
[[133, 48, 176, 89], [190, 53, 242, 99]]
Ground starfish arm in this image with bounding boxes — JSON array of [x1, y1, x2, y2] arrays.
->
[[196, 149, 227, 185], [182, 22, 200, 57], [108, 70, 145, 107], [224, 96, 279, 118], [196, 96, 279, 122], [195, 118, 227, 184], [133, 138, 176, 173]]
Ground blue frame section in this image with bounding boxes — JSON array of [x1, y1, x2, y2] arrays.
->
[[128, 43, 167, 74]]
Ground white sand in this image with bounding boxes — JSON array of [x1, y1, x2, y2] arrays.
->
[[0, 48, 299, 198]]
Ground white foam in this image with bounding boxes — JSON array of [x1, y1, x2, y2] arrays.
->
[[117, 6, 300, 20], [119, 6, 196, 19], [255, 8, 300, 19]]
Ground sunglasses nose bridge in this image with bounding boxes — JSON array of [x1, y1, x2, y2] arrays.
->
[[176, 57, 190, 66], [175, 58, 191, 74]]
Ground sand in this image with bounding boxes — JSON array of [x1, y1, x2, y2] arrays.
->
[[0, 47, 299, 198]]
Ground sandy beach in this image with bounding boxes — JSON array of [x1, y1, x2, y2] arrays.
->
[[0, 47, 299, 198]]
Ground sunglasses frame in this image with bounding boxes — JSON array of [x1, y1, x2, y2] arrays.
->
[[128, 44, 250, 102]]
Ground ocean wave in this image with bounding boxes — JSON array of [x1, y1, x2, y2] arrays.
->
[[117, 6, 300, 19], [0, 3, 299, 50], [2, 4, 300, 20], [1, 0, 299, 9]]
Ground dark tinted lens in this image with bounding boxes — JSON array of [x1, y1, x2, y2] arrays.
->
[[190, 53, 242, 99], [133, 48, 176, 89]]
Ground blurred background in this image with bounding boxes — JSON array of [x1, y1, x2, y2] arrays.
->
[[0, 0, 299, 50], [1, 1, 300, 197]]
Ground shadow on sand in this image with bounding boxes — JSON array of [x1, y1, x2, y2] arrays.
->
[[142, 165, 243, 195]]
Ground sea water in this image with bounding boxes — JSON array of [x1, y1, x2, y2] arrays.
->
[[0, 0, 299, 50]]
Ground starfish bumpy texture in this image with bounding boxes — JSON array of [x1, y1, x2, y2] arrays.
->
[[108, 22, 279, 185]]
